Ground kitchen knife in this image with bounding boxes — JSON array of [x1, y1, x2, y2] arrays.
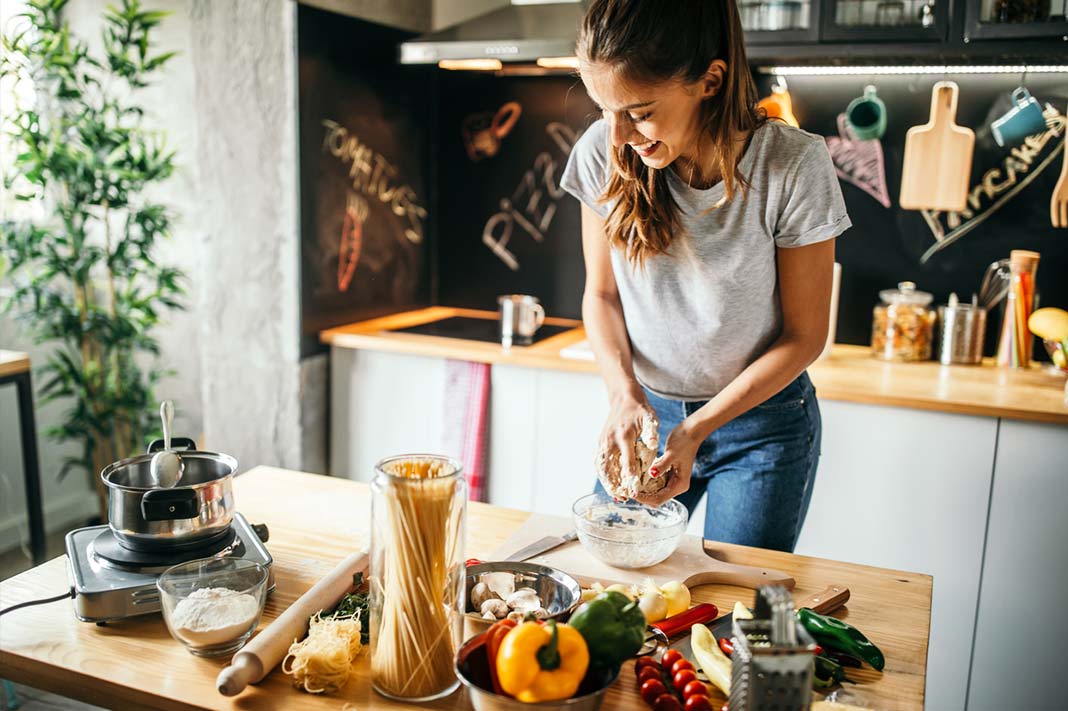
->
[[671, 585, 851, 664], [503, 530, 578, 562]]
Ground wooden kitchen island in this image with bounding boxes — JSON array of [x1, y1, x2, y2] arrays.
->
[[0, 467, 931, 704], [0, 467, 931, 710]]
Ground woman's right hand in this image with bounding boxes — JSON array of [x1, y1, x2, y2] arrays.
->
[[598, 391, 657, 488]]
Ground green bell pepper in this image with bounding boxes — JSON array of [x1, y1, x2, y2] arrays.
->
[[568, 590, 647, 671], [798, 607, 885, 671]]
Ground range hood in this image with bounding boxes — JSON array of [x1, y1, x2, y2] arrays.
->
[[400, 0, 584, 66]]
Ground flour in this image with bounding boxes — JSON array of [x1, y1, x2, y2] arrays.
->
[[170, 587, 260, 647]]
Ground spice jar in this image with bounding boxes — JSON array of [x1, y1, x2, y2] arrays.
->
[[369, 454, 466, 702], [871, 281, 937, 361]]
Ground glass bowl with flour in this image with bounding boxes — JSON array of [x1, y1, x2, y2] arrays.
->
[[572, 494, 687, 569], [157, 558, 269, 657]]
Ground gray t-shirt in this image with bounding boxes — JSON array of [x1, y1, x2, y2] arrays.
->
[[560, 119, 850, 401]]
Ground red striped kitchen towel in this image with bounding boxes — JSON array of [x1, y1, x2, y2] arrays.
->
[[442, 359, 492, 502]]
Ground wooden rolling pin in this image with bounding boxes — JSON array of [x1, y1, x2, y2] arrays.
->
[[216, 550, 369, 697]]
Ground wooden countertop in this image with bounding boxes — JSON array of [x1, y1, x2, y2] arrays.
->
[[0, 350, 30, 379], [321, 308, 1068, 425], [0, 466, 932, 710]]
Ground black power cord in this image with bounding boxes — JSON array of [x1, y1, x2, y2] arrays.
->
[[0, 587, 75, 617]]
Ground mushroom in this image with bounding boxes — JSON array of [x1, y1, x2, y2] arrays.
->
[[505, 588, 542, 613], [480, 599, 510, 620], [471, 582, 501, 610]]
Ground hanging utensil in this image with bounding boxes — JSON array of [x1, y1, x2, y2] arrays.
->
[[900, 81, 975, 212], [978, 258, 1012, 310], [150, 400, 184, 488], [1051, 104, 1068, 228]]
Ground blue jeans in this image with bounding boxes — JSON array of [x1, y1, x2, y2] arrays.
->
[[597, 372, 821, 552]]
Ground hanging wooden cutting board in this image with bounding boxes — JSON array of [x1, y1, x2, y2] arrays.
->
[[491, 513, 795, 591], [899, 80, 975, 212]]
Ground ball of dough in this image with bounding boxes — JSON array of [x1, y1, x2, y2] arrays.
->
[[595, 413, 667, 499]]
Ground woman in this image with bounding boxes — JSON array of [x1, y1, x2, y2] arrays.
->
[[560, 0, 850, 552]]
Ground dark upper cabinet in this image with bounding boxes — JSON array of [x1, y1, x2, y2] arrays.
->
[[742, 0, 1068, 48], [821, 0, 948, 41], [742, 0, 822, 44], [964, 0, 1068, 40]]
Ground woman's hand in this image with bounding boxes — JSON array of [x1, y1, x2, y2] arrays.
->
[[599, 393, 656, 493], [635, 423, 702, 507]]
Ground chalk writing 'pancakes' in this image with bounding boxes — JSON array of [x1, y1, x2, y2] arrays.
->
[[920, 105, 1065, 263], [321, 119, 427, 245]]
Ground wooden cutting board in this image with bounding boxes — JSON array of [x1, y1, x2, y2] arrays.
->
[[491, 513, 795, 592], [899, 80, 974, 211]]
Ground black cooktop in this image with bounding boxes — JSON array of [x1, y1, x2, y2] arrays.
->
[[389, 317, 574, 345]]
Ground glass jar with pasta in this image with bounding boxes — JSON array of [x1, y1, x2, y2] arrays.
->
[[369, 454, 466, 701], [871, 281, 936, 362]]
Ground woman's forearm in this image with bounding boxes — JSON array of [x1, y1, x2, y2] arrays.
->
[[582, 290, 643, 403], [681, 333, 824, 441]]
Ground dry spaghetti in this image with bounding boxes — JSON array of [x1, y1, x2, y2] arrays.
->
[[370, 455, 465, 700]]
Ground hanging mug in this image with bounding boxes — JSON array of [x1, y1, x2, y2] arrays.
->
[[462, 101, 522, 161], [845, 85, 887, 141], [990, 87, 1047, 147]]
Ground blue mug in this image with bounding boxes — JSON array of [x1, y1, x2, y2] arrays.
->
[[991, 87, 1047, 147]]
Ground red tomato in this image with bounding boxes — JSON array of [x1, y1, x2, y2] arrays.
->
[[682, 680, 709, 699], [661, 649, 684, 670], [673, 668, 698, 692], [635, 657, 660, 675], [671, 658, 695, 677], [654, 694, 683, 711], [638, 666, 662, 686], [684, 695, 713, 711], [640, 679, 668, 706]]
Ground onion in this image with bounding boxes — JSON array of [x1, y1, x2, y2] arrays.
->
[[659, 581, 691, 617], [638, 588, 668, 623]]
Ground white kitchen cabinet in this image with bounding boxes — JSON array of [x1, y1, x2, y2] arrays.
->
[[330, 347, 447, 482], [529, 368, 608, 516], [967, 419, 1068, 711], [795, 400, 998, 711], [485, 365, 538, 510]]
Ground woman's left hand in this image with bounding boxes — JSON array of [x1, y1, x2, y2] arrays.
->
[[635, 424, 703, 507]]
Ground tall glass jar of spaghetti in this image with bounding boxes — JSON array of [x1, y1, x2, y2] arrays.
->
[[369, 454, 466, 701]]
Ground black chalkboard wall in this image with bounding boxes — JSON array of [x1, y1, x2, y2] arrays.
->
[[434, 74, 596, 319], [298, 7, 433, 356], [299, 6, 1068, 357]]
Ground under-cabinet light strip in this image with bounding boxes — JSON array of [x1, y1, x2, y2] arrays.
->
[[438, 59, 504, 71]]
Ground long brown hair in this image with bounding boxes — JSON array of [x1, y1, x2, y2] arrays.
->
[[577, 0, 766, 266]]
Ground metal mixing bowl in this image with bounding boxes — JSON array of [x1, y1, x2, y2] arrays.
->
[[455, 631, 619, 711], [464, 561, 582, 637]]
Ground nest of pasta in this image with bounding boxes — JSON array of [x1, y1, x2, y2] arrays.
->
[[282, 610, 363, 694]]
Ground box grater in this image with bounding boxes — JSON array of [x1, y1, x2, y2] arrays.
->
[[729, 585, 817, 711]]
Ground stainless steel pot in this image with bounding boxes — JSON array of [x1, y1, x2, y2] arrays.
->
[[101, 437, 237, 551]]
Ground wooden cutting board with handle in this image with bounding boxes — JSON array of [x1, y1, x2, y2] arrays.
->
[[491, 513, 795, 592], [899, 80, 974, 212]]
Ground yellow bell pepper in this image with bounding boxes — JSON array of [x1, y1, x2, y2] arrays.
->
[[496, 620, 590, 703]]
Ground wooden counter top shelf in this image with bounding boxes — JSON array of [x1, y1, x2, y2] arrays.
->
[[321, 308, 1068, 425], [0, 466, 932, 711]]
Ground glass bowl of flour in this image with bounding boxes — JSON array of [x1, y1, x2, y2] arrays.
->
[[572, 494, 687, 569], [157, 558, 269, 657]]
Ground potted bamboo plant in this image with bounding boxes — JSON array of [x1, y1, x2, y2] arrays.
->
[[1, 0, 184, 519]]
